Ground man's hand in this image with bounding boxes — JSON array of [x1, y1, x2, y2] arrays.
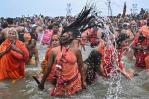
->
[[82, 81, 87, 89], [5, 45, 12, 52], [11, 44, 24, 55], [11, 44, 18, 51]]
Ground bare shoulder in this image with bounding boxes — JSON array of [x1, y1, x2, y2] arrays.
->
[[51, 46, 60, 55], [71, 47, 81, 56]]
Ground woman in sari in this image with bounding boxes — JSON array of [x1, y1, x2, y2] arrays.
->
[[40, 34, 60, 80], [0, 27, 29, 80], [38, 5, 96, 96]]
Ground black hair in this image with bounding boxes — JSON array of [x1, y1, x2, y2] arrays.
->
[[48, 25, 53, 29], [7, 18, 14, 25], [138, 33, 145, 42], [84, 50, 102, 85], [1, 22, 8, 29], [116, 33, 129, 48], [60, 5, 96, 46], [101, 32, 107, 42]]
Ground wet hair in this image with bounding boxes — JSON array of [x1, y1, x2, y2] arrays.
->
[[138, 33, 145, 42], [116, 33, 129, 48], [85, 50, 102, 68], [84, 50, 102, 85], [60, 5, 96, 45]]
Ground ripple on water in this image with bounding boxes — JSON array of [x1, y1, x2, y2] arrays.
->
[[0, 82, 9, 89], [1, 45, 149, 99]]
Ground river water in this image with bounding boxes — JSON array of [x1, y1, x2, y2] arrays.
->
[[0, 44, 149, 99]]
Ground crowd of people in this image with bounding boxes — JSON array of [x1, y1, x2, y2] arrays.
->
[[0, 7, 149, 96]]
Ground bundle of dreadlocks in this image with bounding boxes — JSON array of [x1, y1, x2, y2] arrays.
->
[[60, 4, 102, 46]]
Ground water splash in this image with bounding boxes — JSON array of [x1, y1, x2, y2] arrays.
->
[[94, 15, 122, 99], [104, 18, 122, 99]]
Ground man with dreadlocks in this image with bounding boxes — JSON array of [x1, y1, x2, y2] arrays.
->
[[38, 5, 95, 96], [38, 31, 85, 96]]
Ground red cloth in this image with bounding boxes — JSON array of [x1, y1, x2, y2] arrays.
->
[[133, 32, 149, 68], [45, 47, 52, 61], [100, 44, 115, 76], [98, 40, 124, 76], [145, 55, 149, 69], [139, 25, 149, 37]]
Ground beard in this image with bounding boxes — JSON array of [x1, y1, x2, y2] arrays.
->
[[59, 36, 73, 45]]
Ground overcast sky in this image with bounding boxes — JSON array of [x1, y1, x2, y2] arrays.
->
[[0, 0, 149, 17]]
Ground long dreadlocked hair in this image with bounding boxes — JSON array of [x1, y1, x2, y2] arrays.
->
[[61, 4, 96, 41]]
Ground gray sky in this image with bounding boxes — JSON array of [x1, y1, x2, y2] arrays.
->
[[0, 0, 149, 17]]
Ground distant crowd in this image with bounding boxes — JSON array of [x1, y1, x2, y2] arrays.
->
[[0, 8, 149, 96]]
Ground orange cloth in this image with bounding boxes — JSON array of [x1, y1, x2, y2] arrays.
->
[[41, 47, 56, 80], [139, 25, 149, 37], [45, 47, 51, 61], [140, 20, 145, 27], [145, 55, 149, 69], [0, 39, 29, 80], [50, 46, 82, 96], [41, 60, 48, 73], [133, 31, 149, 68]]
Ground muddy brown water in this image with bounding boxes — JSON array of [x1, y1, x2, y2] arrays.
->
[[0, 45, 149, 99]]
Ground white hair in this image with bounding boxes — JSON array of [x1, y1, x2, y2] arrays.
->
[[7, 27, 18, 39]]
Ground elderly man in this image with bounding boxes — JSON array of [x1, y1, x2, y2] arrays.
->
[[0, 28, 29, 80]]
